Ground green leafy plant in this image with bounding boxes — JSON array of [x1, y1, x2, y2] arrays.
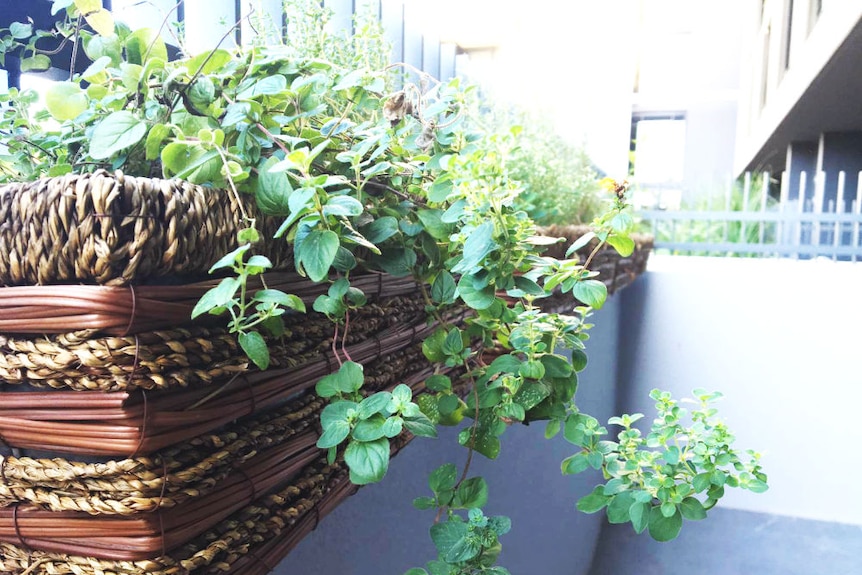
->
[[560, 389, 767, 541], [0, 2, 767, 572], [474, 104, 607, 226]]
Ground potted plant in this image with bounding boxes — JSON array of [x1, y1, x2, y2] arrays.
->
[[0, 1, 767, 573]]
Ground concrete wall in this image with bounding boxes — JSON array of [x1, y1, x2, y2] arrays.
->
[[616, 255, 862, 526], [273, 297, 622, 575]]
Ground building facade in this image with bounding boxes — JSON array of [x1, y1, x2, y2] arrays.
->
[[735, 0, 862, 207]]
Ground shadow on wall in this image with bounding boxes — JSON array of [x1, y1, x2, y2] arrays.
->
[[272, 298, 622, 575]]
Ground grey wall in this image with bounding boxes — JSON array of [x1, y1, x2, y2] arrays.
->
[[274, 297, 622, 575], [615, 255, 862, 526]]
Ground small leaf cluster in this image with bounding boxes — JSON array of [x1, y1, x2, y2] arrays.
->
[[190, 239, 305, 370], [559, 388, 768, 541], [315, 361, 437, 485], [408, 464, 510, 575]]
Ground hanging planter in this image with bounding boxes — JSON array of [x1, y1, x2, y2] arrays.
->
[[0, 2, 766, 574]]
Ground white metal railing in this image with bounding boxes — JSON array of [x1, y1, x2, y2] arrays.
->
[[638, 171, 862, 260]]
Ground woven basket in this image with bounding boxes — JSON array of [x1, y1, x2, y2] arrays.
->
[[0, 293, 426, 392], [0, 374, 441, 561], [0, 271, 419, 336], [0, 344, 435, 515], [0, 171, 291, 286], [0, 309, 460, 456]]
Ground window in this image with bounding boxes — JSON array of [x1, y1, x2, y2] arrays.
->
[[631, 116, 686, 184], [630, 115, 687, 209]]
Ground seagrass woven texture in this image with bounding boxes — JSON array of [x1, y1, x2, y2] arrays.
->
[[0, 170, 291, 286]]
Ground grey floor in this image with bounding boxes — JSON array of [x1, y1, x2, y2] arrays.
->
[[588, 508, 862, 575]]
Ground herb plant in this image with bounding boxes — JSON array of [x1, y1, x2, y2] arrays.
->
[[0, 2, 767, 573]]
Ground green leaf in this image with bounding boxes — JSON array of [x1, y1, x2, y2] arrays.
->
[[124, 28, 166, 65], [746, 479, 769, 494], [392, 383, 412, 403], [20, 54, 50, 72], [45, 82, 88, 121], [607, 233, 635, 257], [680, 497, 708, 521], [360, 216, 399, 244], [373, 248, 416, 277], [145, 123, 171, 161], [664, 446, 681, 465], [412, 497, 436, 511], [160, 143, 222, 183], [425, 374, 452, 393], [511, 276, 546, 296], [431, 271, 457, 304], [358, 392, 392, 419], [577, 486, 611, 514], [90, 111, 147, 159], [252, 289, 306, 312], [320, 401, 358, 429], [442, 328, 464, 356], [191, 277, 240, 318], [430, 521, 480, 563], [237, 74, 288, 99], [274, 187, 317, 238], [344, 437, 390, 484], [429, 463, 458, 493], [487, 354, 522, 376], [297, 229, 339, 282], [571, 279, 608, 309], [9, 21, 32, 39], [561, 452, 590, 475], [352, 414, 388, 442], [404, 413, 438, 438], [457, 275, 496, 310], [186, 49, 233, 75], [565, 231, 596, 257], [82, 8, 115, 36], [541, 354, 574, 378], [545, 419, 561, 439], [323, 195, 364, 217], [629, 502, 650, 534], [208, 244, 250, 272], [454, 477, 488, 509], [607, 492, 635, 524], [648, 506, 683, 542], [256, 157, 293, 216], [459, 428, 501, 459], [453, 220, 496, 274], [239, 331, 270, 370], [416, 209, 453, 240], [422, 330, 447, 363], [316, 420, 350, 448], [382, 416, 403, 438]]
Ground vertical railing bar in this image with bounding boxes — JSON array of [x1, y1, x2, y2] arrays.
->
[[740, 171, 751, 244], [796, 171, 807, 259], [833, 171, 846, 260], [778, 171, 789, 258], [758, 171, 769, 247], [854, 172, 862, 262], [812, 171, 825, 256], [723, 180, 732, 244]]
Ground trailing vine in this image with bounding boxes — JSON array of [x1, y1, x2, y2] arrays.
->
[[0, 2, 768, 573]]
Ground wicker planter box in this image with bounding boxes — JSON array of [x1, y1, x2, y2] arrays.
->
[[0, 173, 653, 574]]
